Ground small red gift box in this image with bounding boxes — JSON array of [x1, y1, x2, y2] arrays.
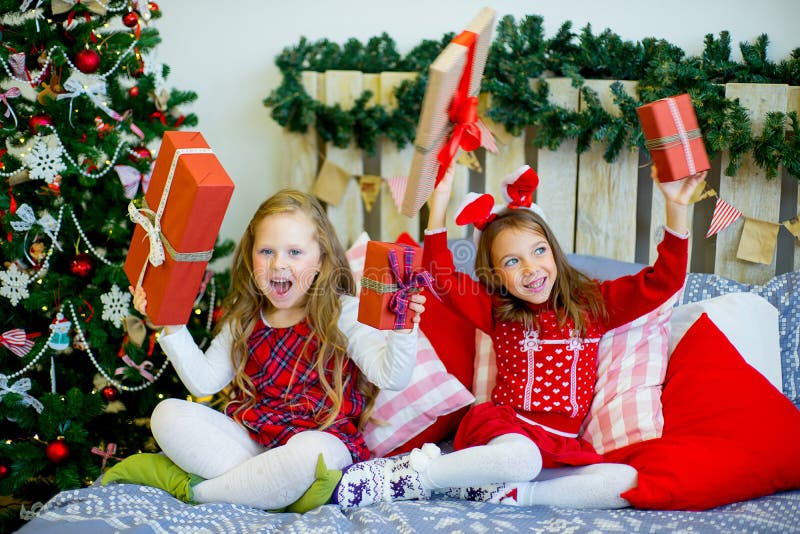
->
[[124, 131, 234, 325], [401, 7, 496, 217], [357, 241, 432, 330], [636, 93, 711, 182]]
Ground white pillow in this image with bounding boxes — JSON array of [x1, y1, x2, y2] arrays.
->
[[669, 292, 781, 391]]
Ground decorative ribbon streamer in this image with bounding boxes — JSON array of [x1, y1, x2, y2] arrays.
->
[[0, 328, 35, 357], [114, 163, 152, 199], [0, 87, 21, 128], [435, 31, 482, 186], [115, 354, 155, 382], [51, 0, 107, 15], [90, 442, 122, 470], [10, 203, 63, 250], [362, 247, 437, 329], [57, 76, 122, 127], [127, 147, 215, 289], [0, 374, 44, 413]]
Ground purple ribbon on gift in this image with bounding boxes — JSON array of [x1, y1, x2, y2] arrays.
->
[[387, 246, 437, 329]]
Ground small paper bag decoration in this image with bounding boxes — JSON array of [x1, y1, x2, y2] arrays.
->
[[311, 159, 352, 206], [736, 217, 780, 265]]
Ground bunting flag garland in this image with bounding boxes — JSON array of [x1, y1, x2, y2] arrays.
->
[[736, 218, 781, 265], [387, 176, 407, 212], [310, 159, 352, 206], [706, 197, 743, 238], [359, 175, 382, 213], [783, 216, 800, 242]]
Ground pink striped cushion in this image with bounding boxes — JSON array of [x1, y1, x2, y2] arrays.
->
[[347, 232, 475, 457], [580, 293, 679, 454], [471, 292, 680, 455], [472, 330, 496, 404]]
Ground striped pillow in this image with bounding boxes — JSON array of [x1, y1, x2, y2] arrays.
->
[[347, 232, 475, 457], [580, 293, 679, 454]]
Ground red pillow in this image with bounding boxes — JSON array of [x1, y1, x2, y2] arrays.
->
[[605, 313, 800, 510], [386, 233, 475, 456]]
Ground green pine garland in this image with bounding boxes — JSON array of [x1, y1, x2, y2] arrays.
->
[[264, 14, 800, 179]]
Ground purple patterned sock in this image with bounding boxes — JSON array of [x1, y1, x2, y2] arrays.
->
[[331, 455, 428, 508]]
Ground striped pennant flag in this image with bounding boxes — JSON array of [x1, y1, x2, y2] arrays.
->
[[706, 197, 743, 238], [387, 176, 407, 212]]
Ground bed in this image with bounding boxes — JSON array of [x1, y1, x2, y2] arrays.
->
[[15, 238, 800, 534]]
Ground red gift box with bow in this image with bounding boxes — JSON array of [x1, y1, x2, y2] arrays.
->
[[357, 241, 435, 330], [401, 7, 496, 217], [124, 131, 234, 326], [637, 93, 710, 182]]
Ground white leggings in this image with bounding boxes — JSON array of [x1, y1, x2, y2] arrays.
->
[[150, 398, 352, 510]]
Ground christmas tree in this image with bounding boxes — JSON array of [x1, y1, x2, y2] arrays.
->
[[0, 2, 231, 529]]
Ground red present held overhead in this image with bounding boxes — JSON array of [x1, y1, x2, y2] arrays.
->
[[401, 7, 496, 217], [357, 241, 435, 330], [637, 93, 710, 182], [124, 131, 234, 326]]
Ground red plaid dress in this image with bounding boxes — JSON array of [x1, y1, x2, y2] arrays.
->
[[224, 318, 371, 461]]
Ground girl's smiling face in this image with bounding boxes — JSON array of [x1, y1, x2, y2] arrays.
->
[[251, 211, 322, 322], [491, 226, 557, 306]]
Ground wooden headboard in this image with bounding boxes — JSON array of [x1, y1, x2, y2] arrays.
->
[[280, 72, 799, 285]]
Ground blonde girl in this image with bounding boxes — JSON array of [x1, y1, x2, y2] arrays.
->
[[104, 189, 425, 511]]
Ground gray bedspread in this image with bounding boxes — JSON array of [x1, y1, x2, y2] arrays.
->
[[16, 483, 800, 533]]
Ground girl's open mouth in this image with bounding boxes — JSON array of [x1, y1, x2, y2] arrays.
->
[[270, 278, 293, 296]]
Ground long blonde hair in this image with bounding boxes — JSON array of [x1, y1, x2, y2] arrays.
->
[[474, 208, 607, 333], [219, 189, 376, 430]]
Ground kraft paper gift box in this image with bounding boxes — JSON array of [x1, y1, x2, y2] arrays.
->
[[401, 7, 496, 217], [357, 241, 431, 330], [124, 131, 234, 326], [636, 93, 711, 182]]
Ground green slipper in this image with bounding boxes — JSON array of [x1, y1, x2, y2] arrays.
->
[[102, 453, 203, 503], [284, 453, 343, 513]]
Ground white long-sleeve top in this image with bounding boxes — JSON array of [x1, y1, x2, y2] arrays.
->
[[157, 295, 418, 398]]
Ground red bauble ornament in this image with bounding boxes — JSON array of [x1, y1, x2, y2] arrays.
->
[[212, 306, 225, 324], [75, 49, 101, 74], [128, 86, 140, 98], [29, 114, 54, 134], [70, 253, 94, 278], [0, 460, 9, 480], [122, 12, 138, 27], [148, 2, 160, 14], [101, 385, 120, 402], [45, 438, 70, 464], [128, 145, 152, 162]]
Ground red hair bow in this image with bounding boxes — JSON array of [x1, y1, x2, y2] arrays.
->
[[454, 165, 544, 232]]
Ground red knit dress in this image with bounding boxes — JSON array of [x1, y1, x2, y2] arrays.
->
[[423, 230, 687, 467]]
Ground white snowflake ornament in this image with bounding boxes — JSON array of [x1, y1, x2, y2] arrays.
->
[[0, 264, 31, 306], [101, 284, 132, 328], [24, 136, 66, 184]]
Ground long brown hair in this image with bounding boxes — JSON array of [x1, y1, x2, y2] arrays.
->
[[474, 208, 607, 333], [219, 189, 376, 430]]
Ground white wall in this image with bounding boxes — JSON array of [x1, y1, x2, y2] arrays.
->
[[155, 0, 799, 248]]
